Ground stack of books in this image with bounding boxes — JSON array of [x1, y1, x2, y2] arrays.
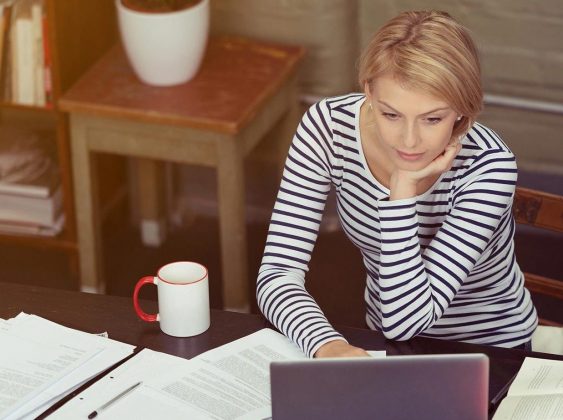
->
[[0, 0, 52, 107], [0, 125, 64, 236]]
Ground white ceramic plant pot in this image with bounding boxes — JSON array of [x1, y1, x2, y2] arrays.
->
[[116, 0, 209, 86]]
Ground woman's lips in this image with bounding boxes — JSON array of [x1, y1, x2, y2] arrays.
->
[[396, 150, 425, 161]]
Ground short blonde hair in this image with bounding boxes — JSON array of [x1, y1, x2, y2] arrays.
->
[[358, 11, 482, 138]]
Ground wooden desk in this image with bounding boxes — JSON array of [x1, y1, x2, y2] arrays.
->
[[59, 37, 305, 311], [3, 281, 563, 418]]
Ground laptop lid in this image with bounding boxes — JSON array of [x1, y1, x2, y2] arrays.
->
[[270, 353, 489, 420]]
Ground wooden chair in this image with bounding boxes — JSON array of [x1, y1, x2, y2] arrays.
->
[[513, 187, 563, 354]]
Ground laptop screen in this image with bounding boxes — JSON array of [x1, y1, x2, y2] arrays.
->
[[270, 353, 489, 420]]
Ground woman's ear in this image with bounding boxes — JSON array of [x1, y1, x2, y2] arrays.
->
[[364, 81, 371, 98]]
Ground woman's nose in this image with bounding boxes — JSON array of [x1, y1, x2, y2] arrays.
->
[[402, 123, 419, 149]]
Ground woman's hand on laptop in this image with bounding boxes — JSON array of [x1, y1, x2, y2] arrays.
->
[[314, 340, 370, 358]]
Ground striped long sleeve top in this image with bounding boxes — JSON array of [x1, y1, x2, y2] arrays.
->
[[257, 94, 538, 357]]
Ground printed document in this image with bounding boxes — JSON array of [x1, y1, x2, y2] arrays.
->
[[0, 313, 134, 420], [51, 328, 386, 420], [493, 357, 563, 420]]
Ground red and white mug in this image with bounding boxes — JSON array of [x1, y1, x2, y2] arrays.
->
[[133, 261, 210, 337]]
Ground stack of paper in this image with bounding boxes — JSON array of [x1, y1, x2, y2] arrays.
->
[[50, 329, 389, 420], [0, 313, 135, 419], [0, 316, 386, 419], [49, 329, 306, 419]]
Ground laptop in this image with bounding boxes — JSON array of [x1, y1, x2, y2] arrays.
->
[[270, 353, 489, 420]]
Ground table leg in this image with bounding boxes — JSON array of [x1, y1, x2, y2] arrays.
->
[[135, 158, 167, 247], [217, 139, 249, 312], [69, 117, 105, 294]]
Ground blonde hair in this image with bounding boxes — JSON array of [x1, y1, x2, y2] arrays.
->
[[358, 10, 482, 139]]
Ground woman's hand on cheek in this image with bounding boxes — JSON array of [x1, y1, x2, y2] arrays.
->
[[415, 139, 461, 180], [390, 140, 461, 201]]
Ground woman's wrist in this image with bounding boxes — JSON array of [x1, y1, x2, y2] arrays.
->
[[314, 339, 369, 358], [389, 171, 418, 200], [314, 339, 347, 358]]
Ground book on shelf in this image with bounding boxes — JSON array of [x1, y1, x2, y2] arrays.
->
[[0, 0, 51, 107], [0, 2, 13, 101], [40, 0, 51, 107], [0, 212, 64, 236], [0, 124, 63, 233], [0, 163, 59, 197], [31, 0, 44, 106], [0, 124, 58, 190], [11, 0, 33, 105], [0, 4, 9, 78], [493, 357, 563, 420], [0, 182, 62, 226]]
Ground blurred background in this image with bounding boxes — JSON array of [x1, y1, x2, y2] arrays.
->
[[1, 0, 561, 326]]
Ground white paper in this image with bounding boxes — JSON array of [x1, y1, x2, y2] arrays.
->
[[0, 319, 11, 331], [150, 358, 272, 420], [507, 357, 563, 397], [48, 349, 207, 420], [194, 329, 305, 394], [151, 329, 306, 419], [19, 344, 134, 420], [0, 328, 100, 418], [493, 357, 563, 420], [151, 331, 386, 419], [51, 329, 308, 419], [0, 313, 134, 420], [50, 329, 388, 420]]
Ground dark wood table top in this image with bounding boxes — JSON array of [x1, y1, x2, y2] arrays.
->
[[2, 281, 561, 416], [58, 36, 305, 134]]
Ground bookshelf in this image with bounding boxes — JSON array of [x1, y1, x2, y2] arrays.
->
[[0, 0, 119, 281]]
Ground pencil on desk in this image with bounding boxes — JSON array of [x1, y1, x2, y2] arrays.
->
[[87, 381, 142, 419]]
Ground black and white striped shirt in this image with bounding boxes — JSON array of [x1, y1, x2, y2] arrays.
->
[[257, 94, 538, 357]]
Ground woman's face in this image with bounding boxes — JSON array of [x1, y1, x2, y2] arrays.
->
[[365, 75, 459, 172]]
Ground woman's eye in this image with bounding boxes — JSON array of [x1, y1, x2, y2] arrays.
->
[[426, 117, 442, 124], [382, 112, 399, 120]]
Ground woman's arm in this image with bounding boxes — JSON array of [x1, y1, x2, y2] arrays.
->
[[377, 139, 518, 341], [257, 100, 355, 357]]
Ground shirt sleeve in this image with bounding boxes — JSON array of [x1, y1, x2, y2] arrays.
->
[[256, 100, 347, 357], [376, 148, 518, 340]]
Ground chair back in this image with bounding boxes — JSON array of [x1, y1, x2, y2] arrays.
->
[[513, 187, 563, 327]]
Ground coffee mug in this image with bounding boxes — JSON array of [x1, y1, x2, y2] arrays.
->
[[133, 261, 210, 337]]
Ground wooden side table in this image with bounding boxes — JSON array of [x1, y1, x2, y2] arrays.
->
[[59, 36, 304, 312]]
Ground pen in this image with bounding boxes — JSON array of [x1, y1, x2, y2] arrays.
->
[[490, 373, 517, 409], [87, 381, 142, 419]]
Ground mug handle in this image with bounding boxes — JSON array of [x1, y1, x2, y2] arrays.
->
[[133, 276, 158, 322]]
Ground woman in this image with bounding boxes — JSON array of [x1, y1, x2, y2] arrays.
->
[[256, 10, 537, 358]]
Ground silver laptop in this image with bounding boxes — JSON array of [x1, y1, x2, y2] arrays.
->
[[270, 353, 489, 420]]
